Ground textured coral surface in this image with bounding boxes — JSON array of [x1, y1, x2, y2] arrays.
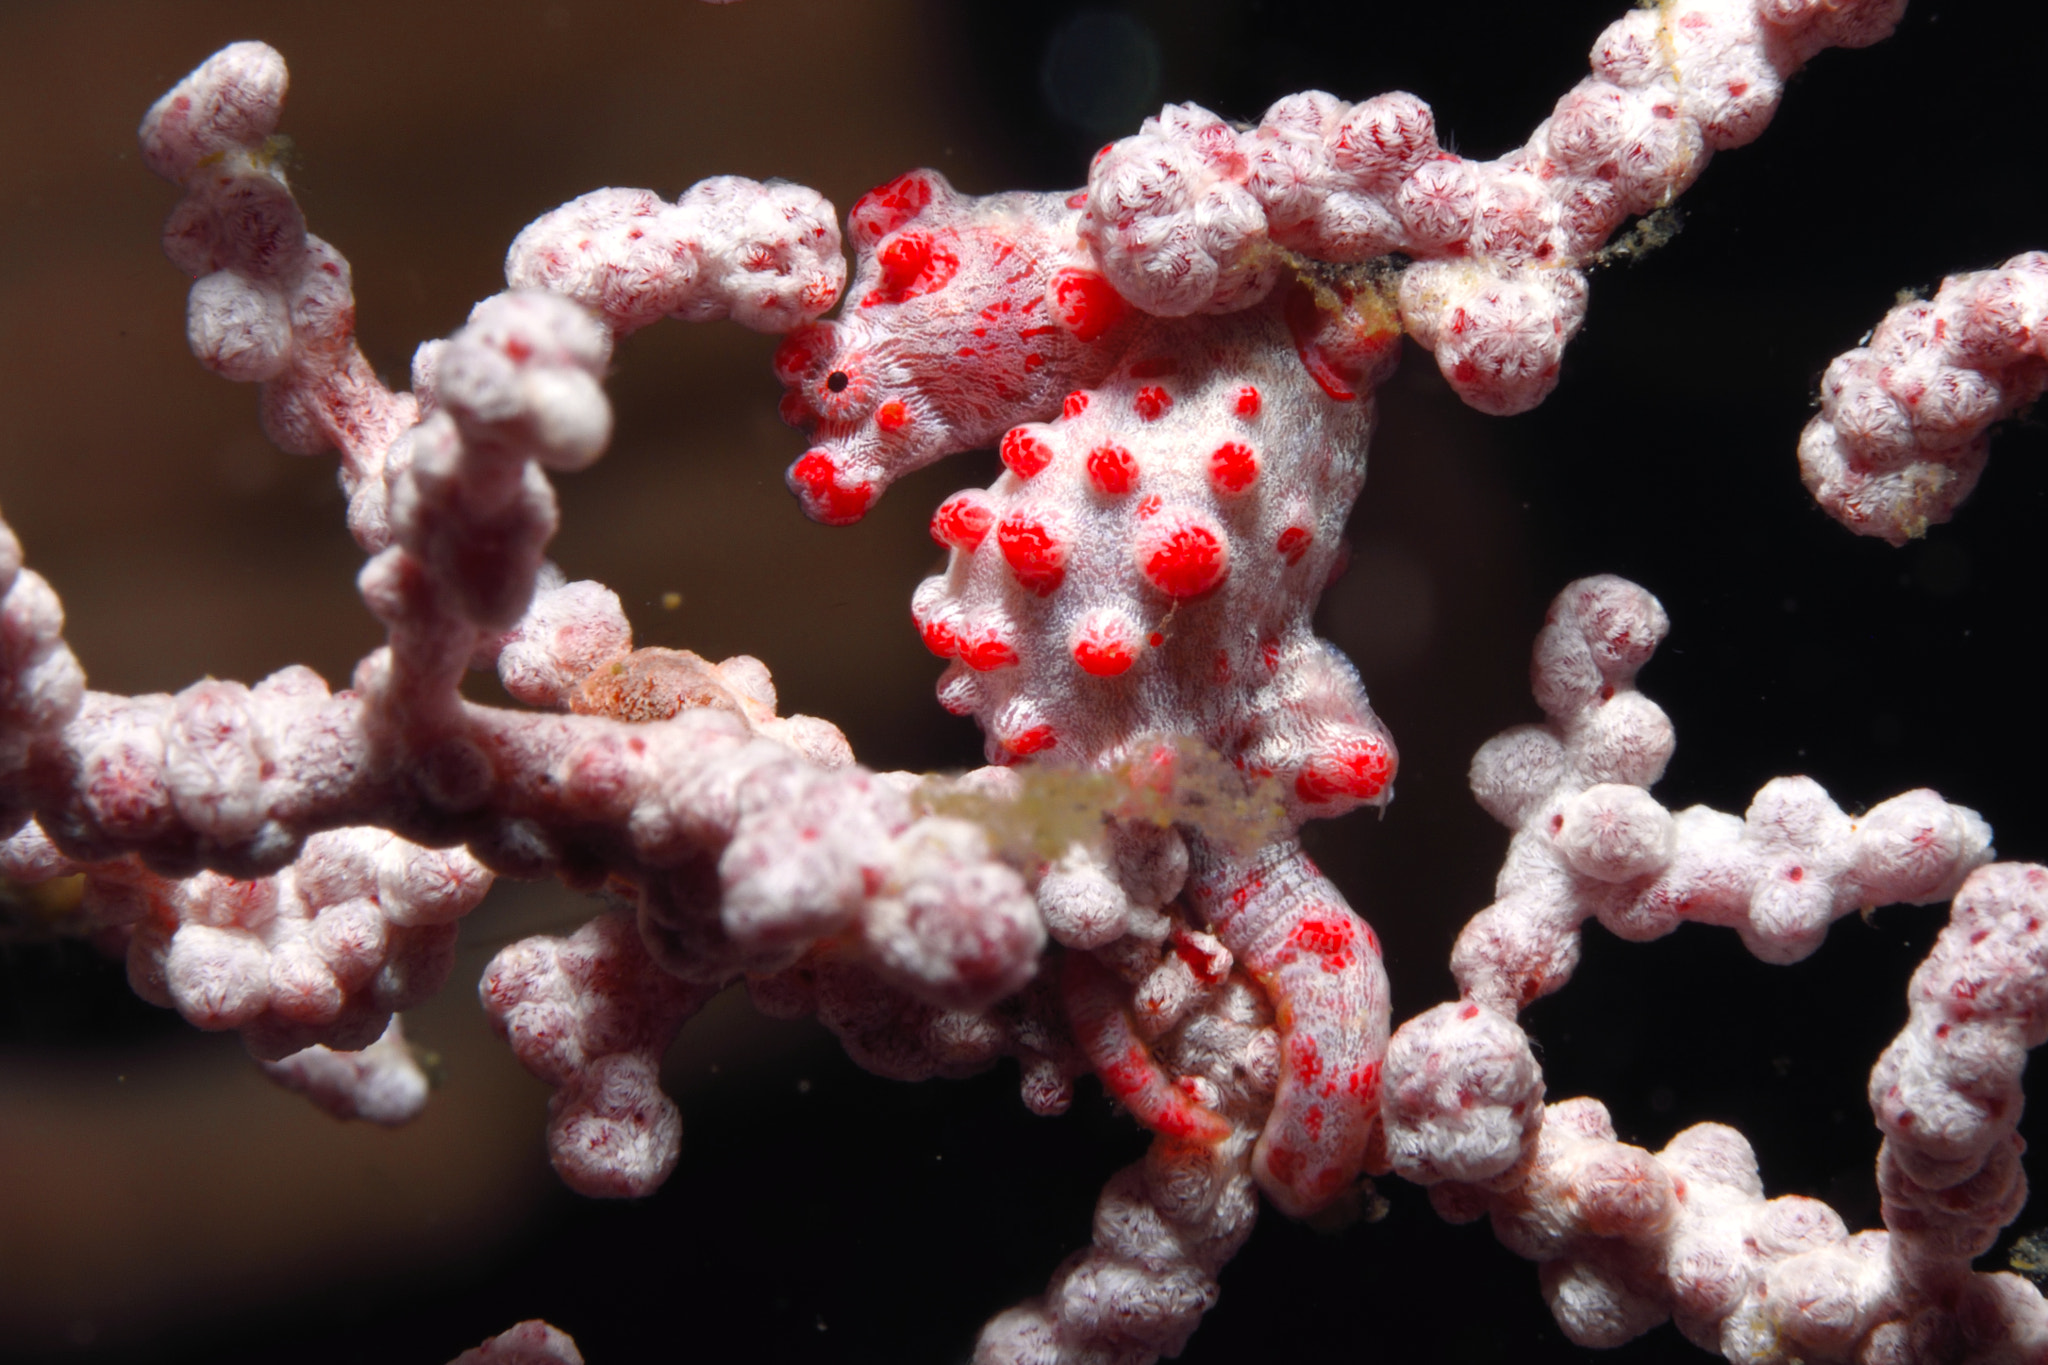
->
[[0, 1, 2043, 1363]]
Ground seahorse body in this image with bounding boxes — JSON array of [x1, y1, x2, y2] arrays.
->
[[776, 168, 1404, 1215]]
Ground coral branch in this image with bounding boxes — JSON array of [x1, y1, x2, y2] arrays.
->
[[1455, 575, 1988, 1011], [1380, 577, 2044, 1361], [0, 522, 85, 832], [2, 39, 1045, 1156], [141, 41, 419, 550], [482, 912, 717, 1197], [1800, 252, 2048, 544], [977, 976, 1272, 1364], [0, 803, 488, 1058], [1079, 0, 1909, 411], [260, 1016, 433, 1125], [448, 1321, 584, 1365], [506, 180, 844, 336]]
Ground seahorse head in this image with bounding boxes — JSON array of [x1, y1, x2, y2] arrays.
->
[[774, 170, 1139, 524]]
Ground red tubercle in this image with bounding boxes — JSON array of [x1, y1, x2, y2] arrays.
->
[[1137, 513, 1228, 598], [861, 230, 960, 307], [996, 514, 1067, 594], [1071, 613, 1139, 677], [1000, 427, 1054, 478], [1134, 386, 1173, 421], [1276, 526, 1313, 565], [931, 493, 994, 550], [958, 628, 1019, 672], [874, 231, 930, 294], [1063, 391, 1091, 419], [1086, 443, 1137, 495], [1209, 441, 1258, 494], [787, 451, 874, 526], [1049, 268, 1127, 342], [1004, 724, 1058, 756], [1294, 734, 1395, 804], [1260, 638, 1281, 672], [770, 331, 827, 388], [1134, 494, 1162, 520], [875, 400, 910, 433], [915, 612, 961, 659], [1233, 385, 1262, 418], [848, 171, 935, 247], [1072, 638, 1135, 677]]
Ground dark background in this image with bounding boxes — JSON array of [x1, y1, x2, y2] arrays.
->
[[0, 1, 2042, 1361]]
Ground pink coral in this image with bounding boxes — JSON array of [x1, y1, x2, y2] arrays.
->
[[1381, 578, 2037, 1358], [448, 1321, 584, 1365], [0, 0, 2042, 1361], [1801, 253, 2048, 544]]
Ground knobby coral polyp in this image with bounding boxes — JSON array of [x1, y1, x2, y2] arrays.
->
[[1, 0, 2045, 1361]]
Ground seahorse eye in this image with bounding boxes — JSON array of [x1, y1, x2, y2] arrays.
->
[[808, 362, 875, 423]]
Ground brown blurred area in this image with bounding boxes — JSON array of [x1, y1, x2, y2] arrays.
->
[[0, 1, 2043, 1362]]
